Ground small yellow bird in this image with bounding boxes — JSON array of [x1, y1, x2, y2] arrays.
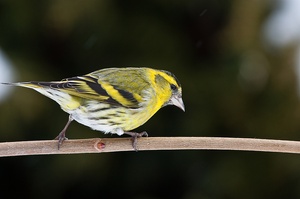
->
[[2, 67, 184, 150]]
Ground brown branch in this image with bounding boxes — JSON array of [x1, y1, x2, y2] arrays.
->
[[0, 137, 300, 157]]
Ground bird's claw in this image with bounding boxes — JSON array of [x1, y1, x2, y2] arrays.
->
[[54, 131, 68, 150], [124, 131, 148, 151]]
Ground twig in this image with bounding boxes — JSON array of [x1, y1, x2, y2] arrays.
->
[[0, 137, 300, 157]]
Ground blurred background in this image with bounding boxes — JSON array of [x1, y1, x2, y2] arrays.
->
[[1, 0, 300, 198]]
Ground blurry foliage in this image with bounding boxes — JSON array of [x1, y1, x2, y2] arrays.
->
[[1, 1, 300, 199]]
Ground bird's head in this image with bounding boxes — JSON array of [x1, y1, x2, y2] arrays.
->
[[151, 69, 185, 112]]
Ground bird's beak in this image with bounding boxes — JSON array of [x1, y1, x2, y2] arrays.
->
[[170, 95, 185, 112]]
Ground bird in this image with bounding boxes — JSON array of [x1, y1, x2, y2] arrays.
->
[[1, 67, 185, 150]]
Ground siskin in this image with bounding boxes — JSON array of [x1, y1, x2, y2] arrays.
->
[[2, 67, 185, 150]]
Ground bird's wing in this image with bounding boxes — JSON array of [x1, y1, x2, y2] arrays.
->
[[35, 68, 151, 109]]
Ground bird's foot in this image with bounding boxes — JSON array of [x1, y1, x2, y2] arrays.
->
[[54, 130, 68, 150], [124, 131, 148, 151], [54, 115, 73, 150]]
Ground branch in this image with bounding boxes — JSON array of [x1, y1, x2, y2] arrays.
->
[[0, 137, 300, 157]]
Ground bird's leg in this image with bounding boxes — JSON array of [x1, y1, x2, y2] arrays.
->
[[55, 115, 74, 150], [124, 131, 148, 151]]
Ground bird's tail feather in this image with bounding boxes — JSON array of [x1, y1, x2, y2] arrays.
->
[[1, 82, 42, 89], [1, 81, 79, 111]]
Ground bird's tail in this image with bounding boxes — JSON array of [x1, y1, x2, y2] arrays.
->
[[1, 81, 42, 89], [1, 81, 53, 100], [1, 81, 81, 111]]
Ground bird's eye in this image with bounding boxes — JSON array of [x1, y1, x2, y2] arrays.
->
[[170, 84, 177, 91]]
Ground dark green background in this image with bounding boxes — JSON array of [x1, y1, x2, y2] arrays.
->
[[1, 1, 300, 199]]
